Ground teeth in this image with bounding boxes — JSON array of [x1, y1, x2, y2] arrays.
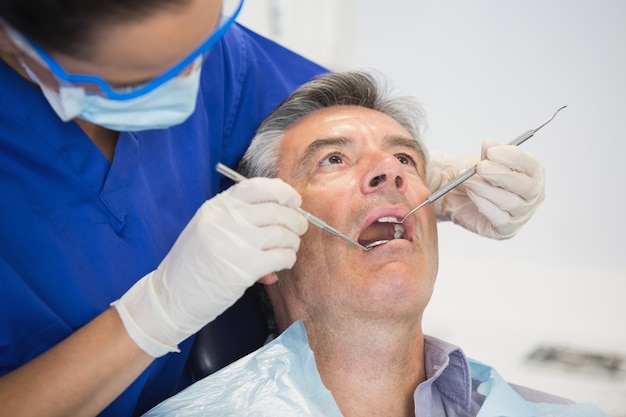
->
[[394, 224, 405, 239], [375, 216, 405, 240], [377, 216, 400, 223]]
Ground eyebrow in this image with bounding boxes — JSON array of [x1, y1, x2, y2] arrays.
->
[[384, 135, 425, 162], [293, 137, 351, 180]]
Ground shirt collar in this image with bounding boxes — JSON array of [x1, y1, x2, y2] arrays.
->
[[423, 334, 473, 411]]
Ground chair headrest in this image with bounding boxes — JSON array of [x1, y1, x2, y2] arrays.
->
[[186, 287, 270, 381]]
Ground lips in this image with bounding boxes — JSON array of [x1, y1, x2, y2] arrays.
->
[[357, 213, 410, 247]]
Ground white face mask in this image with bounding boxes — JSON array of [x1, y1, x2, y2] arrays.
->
[[7, 25, 203, 132]]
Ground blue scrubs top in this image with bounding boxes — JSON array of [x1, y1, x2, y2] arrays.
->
[[0, 23, 326, 417]]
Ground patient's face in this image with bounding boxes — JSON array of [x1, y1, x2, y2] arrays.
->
[[271, 105, 438, 330]]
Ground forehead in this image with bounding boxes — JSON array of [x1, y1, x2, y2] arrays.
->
[[53, 0, 221, 84], [278, 105, 423, 171]]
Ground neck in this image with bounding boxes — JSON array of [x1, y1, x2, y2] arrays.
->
[[0, 51, 27, 78], [305, 318, 426, 417], [75, 119, 119, 161]]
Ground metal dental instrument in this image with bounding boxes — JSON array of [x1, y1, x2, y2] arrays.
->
[[217, 105, 566, 251], [397, 105, 567, 224], [215, 163, 373, 250]]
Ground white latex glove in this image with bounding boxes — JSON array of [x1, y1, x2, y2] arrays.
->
[[112, 178, 308, 357], [428, 139, 545, 240]]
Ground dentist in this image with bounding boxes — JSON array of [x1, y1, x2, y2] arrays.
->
[[0, 1, 544, 416]]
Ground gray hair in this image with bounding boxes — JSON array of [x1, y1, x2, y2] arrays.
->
[[238, 70, 427, 178]]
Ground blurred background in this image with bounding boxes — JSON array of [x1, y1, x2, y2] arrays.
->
[[236, 1, 626, 414]]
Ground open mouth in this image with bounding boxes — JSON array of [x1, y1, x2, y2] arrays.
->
[[357, 216, 406, 246]]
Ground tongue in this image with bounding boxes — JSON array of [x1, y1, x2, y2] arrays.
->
[[358, 223, 392, 245]]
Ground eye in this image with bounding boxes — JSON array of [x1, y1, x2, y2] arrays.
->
[[395, 153, 416, 166], [319, 152, 346, 167]]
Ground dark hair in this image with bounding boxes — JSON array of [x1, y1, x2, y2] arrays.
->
[[0, 0, 190, 57], [251, 283, 278, 338]]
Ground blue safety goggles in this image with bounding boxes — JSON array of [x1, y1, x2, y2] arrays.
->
[[22, 0, 244, 101]]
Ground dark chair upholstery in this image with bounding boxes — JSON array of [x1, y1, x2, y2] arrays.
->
[[185, 287, 270, 382]]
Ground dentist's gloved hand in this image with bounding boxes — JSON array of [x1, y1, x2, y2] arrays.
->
[[428, 139, 545, 240], [112, 178, 308, 357]]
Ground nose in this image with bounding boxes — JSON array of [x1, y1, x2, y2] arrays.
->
[[363, 157, 407, 194], [369, 174, 403, 188]]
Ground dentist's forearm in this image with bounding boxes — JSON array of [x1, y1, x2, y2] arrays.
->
[[0, 307, 153, 417]]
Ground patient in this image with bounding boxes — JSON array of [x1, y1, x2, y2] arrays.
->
[[144, 71, 609, 417]]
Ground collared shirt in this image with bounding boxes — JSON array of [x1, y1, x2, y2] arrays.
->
[[143, 321, 582, 417], [415, 335, 478, 416], [416, 335, 572, 416]]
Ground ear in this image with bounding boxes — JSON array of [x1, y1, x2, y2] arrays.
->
[[257, 272, 278, 285]]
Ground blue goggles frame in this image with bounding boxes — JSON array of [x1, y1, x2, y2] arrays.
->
[[25, 0, 244, 101]]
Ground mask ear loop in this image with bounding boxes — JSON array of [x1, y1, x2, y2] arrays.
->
[[0, 21, 60, 88], [7, 28, 50, 89], [14, 51, 85, 121], [1, 21, 46, 66], [2, 23, 87, 121]]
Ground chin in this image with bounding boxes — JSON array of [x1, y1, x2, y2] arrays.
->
[[366, 265, 433, 302]]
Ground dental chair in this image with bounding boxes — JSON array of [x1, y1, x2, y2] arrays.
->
[[185, 286, 270, 381]]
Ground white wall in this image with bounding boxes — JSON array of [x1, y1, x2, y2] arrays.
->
[[237, 1, 626, 414], [236, 0, 355, 69]]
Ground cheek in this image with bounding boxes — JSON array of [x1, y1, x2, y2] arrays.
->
[[412, 176, 431, 201], [286, 251, 337, 312], [297, 227, 347, 279], [424, 205, 438, 239], [413, 204, 438, 277], [299, 178, 357, 226]]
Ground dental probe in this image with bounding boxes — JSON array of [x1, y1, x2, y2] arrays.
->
[[398, 105, 567, 224], [215, 163, 372, 250]]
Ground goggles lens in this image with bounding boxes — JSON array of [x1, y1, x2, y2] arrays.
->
[[20, 0, 244, 100]]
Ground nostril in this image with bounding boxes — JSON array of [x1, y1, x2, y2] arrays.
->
[[370, 174, 386, 187], [395, 176, 402, 188]]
